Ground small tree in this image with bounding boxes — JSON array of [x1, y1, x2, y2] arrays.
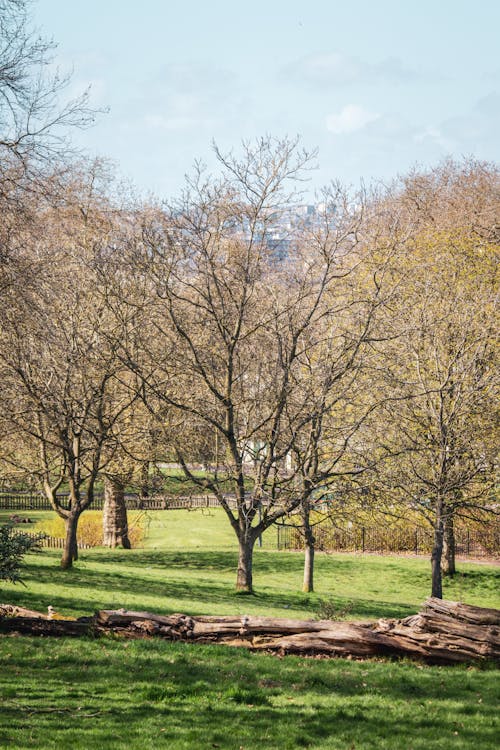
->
[[0, 523, 42, 584], [0, 166, 137, 568]]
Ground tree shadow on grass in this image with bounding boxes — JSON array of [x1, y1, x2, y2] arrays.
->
[[8, 547, 497, 622], [5, 558, 418, 621], [1, 639, 498, 750]]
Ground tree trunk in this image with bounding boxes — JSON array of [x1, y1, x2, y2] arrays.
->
[[442, 511, 456, 576], [61, 513, 79, 569], [302, 502, 315, 593], [139, 460, 150, 504], [103, 476, 131, 548], [303, 544, 314, 593], [236, 536, 255, 592], [431, 499, 444, 598]]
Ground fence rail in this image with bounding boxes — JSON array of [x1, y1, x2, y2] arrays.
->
[[276, 524, 499, 559], [13, 530, 93, 550], [0, 491, 232, 512], [3, 491, 498, 558]]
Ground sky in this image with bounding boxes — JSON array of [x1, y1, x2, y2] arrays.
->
[[33, 0, 500, 201]]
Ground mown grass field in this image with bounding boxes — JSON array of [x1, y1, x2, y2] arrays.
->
[[0, 507, 499, 749], [1, 637, 498, 750]]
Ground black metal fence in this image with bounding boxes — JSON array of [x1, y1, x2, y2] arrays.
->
[[276, 523, 499, 559], [3, 491, 497, 558], [0, 491, 228, 512]]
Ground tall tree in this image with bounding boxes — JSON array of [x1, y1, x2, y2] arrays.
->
[[0, 165, 136, 567], [370, 160, 499, 597], [118, 138, 395, 592]]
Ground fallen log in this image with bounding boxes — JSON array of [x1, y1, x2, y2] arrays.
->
[[0, 616, 90, 637], [247, 624, 401, 658], [0, 604, 48, 619], [399, 612, 500, 649], [1, 600, 498, 664], [422, 597, 500, 626], [375, 618, 499, 663]]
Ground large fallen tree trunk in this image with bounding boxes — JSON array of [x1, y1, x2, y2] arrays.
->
[[1, 598, 498, 664]]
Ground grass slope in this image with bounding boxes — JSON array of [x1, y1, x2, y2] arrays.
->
[[0, 509, 498, 619], [1, 508, 498, 749], [0, 638, 498, 750]]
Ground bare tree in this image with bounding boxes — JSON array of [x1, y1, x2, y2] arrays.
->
[[116, 138, 395, 592], [369, 160, 499, 597], [0, 0, 97, 186], [0, 165, 137, 568]]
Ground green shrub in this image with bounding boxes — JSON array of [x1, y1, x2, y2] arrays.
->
[[0, 524, 43, 584]]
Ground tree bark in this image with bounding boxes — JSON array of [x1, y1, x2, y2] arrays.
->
[[103, 475, 131, 549], [431, 498, 444, 598], [442, 511, 456, 576], [61, 513, 79, 569], [302, 502, 315, 593], [139, 460, 150, 504], [236, 536, 255, 592]]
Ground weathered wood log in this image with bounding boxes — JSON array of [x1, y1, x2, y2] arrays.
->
[[423, 597, 500, 626], [247, 624, 401, 657], [375, 617, 499, 663], [191, 616, 348, 637], [2, 600, 498, 664], [0, 604, 48, 619], [399, 612, 500, 649], [0, 616, 90, 637], [97, 609, 192, 628]]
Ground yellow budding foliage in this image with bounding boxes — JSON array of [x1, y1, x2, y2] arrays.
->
[[36, 511, 145, 548]]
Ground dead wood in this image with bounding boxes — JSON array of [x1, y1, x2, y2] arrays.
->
[[422, 597, 500, 626], [0, 616, 90, 637], [0, 604, 48, 619], [1, 599, 498, 664]]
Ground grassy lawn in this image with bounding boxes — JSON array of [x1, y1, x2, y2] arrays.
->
[[1, 508, 498, 620], [0, 637, 498, 750], [1, 507, 498, 749], [157, 468, 254, 496]]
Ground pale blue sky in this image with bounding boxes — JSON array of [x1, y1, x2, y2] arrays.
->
[[34, 0, 500, 199]]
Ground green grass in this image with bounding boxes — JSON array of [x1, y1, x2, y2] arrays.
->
[[0, 637, 498, 750], [1, 508, 499, 749], [1, 508, 498, 620], [157, 467, 254, 496]]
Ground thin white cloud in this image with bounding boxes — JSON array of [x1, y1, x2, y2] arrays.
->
[[284, 52, 417, 88], [411, 92, 500, 153], [326, 105, 380, 135]]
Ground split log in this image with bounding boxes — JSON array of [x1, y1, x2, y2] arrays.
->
[[96, 610, 195, 639], [191, 615, 348, 637], [2, 600, 498, 664], [0, 616, 90, 637], [247, 624, 400, 658], [422, 598, 500, 626], [97, 609, 192, 628], [375, 617, 499, 663], [0, 604, 48, 619], [399, 612, 500, 649]]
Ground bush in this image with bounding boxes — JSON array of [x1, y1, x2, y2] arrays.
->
[[0, 524, 43, 584], [36, 511, 144, 548]]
